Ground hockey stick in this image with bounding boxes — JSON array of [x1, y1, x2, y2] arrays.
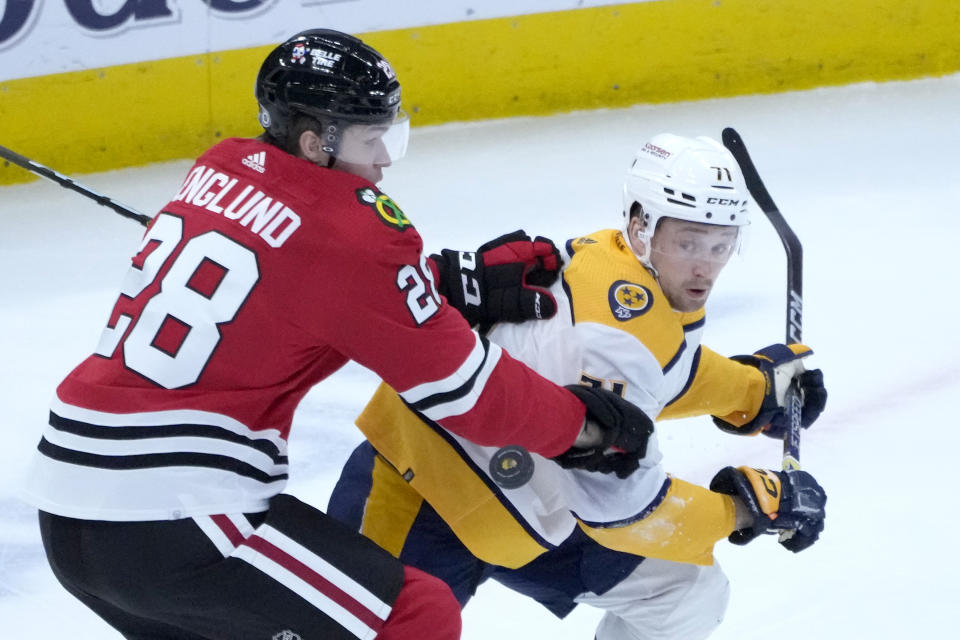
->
[[721, 128, 804, 474], [0, 143, 151, 227], [494, 131, 806, 490]]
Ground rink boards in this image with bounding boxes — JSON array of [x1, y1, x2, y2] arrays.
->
[[1, 0, 957, 184]]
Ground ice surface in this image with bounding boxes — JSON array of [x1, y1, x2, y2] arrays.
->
[[2, 73, 958, 638]]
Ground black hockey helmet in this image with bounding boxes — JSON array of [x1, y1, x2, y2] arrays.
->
[[255, 29, 402, 144]]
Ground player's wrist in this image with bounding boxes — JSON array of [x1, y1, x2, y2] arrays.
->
[[731, 495, 755, 531], [573, 418, 604, 448]]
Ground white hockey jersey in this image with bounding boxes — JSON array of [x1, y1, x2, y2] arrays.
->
[[355, 229, 766, 567]]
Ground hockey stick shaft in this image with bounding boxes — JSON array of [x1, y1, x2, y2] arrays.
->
[[0, 143, 151, 227], [721, 128, 804, 472]]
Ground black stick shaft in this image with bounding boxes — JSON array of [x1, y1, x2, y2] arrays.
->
[[0, 143, 151, 227], [722, 128, 804, 471]]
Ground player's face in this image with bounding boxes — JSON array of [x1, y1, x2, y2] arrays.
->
[[649, 218, 738, 312], [333, 113, 410, 184], [334, 126, 392, 183]]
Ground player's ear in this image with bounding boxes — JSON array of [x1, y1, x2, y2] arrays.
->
[[298, 129, 327, 164], [627, 209, 645, 239]]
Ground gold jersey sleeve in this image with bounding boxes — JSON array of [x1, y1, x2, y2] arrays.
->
[[356, 382, 737, 567], [577, 477, 736, 565], [351, 229, 759, 568], [658, 345, 766, 425]]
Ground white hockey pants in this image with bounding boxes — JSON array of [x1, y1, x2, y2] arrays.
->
[[574, 557, 730, 640]]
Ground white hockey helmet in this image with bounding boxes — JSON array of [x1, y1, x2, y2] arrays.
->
[[622, 133, 750, 266]]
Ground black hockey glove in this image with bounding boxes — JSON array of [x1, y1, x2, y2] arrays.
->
[[710, 466, 827, 553], [713, 343, 827, 438], [552, 384, 654, 479], [430, 230, 560, 328]]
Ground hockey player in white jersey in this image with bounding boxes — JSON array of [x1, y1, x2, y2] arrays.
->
[[328, 132, 829, 640]]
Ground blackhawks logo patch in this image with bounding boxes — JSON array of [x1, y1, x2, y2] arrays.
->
[[608, 280, 653, 321], [356, 187, 413, 231]]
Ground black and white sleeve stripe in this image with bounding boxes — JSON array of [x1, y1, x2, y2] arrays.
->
[[398, 332, 502, 422]]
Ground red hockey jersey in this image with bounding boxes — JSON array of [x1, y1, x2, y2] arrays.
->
[[22, 138, 584, 521]]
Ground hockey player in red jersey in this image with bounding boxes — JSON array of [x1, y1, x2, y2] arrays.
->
[[21, 29, 654, 640]]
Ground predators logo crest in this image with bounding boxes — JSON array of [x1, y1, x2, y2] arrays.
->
[[356, 187, 413, 231], [608, 280, 653, 321]]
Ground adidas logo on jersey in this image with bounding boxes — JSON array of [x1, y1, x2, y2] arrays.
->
[[241, 151, 266, 174]]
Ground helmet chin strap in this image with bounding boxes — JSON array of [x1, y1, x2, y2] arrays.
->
[[637, 250, 659, 280]]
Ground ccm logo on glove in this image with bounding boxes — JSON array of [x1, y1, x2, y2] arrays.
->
[[431, 230, 561, 328]]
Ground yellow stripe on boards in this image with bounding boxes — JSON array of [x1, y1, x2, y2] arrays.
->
[[2, 0, 957, 185], [1, 55, 214, 186], [366, 0, 960, 125], [0, 46, 274, 188]]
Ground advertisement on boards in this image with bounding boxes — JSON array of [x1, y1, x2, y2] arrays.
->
[[0, 0, 649, 82]]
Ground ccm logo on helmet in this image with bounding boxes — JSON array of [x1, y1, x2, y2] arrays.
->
[[706, 197, 743, 206]]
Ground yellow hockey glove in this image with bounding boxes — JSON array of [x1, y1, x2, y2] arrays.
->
[[710, 466, 827, 553]]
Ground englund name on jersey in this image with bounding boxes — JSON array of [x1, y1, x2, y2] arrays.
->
[[174, 163, 302, 248]]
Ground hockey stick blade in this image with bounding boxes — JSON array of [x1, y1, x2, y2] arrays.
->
[[721, 128, 804, 473], [0, 143, 151, 227]]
